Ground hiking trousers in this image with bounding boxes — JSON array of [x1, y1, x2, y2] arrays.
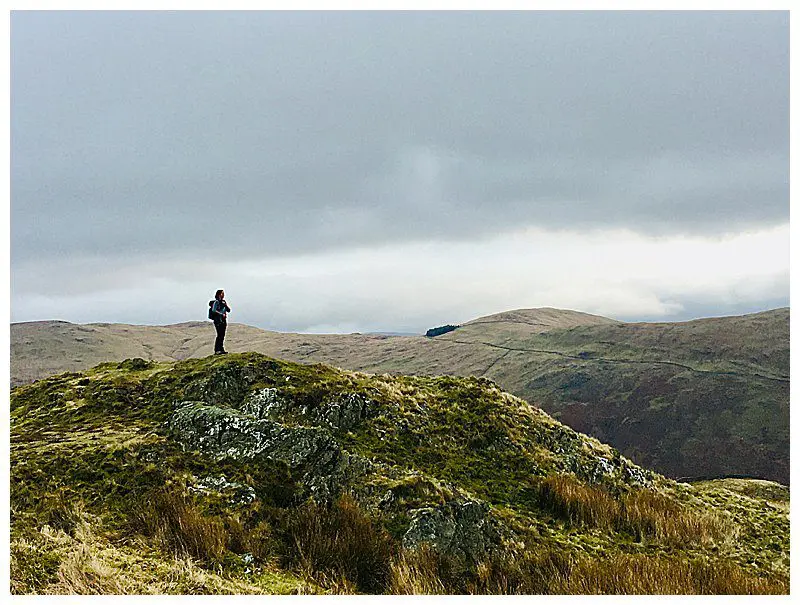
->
[[214, 320, 227, 353]]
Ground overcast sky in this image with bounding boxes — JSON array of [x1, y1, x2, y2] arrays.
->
[[10, 10, 789, 333]]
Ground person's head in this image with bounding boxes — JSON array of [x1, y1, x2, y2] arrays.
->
[[215, 289, 225, 300]]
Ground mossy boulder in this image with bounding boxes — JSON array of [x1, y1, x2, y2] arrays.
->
[[170, 401, 343, 472], [403, 499, 498, 562], [243, 387, 376, 432]]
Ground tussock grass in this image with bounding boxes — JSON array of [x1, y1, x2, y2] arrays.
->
[[130, 486, 230, 564], [560, 553, 787, 595], [280, 494, 396, 594], [12, 514, 319, 595], [535, 474, 734, 547], [618, 489, 734, 547], [388, 545, 452, 594], [536, 475, 619, 529], [388, 546, 786, 595], [387, 544, 575, 595], [50, 542, 127, 595]]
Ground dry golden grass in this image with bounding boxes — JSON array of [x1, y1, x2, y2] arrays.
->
[[560, 553, 787, 595], [50, 541, 128, 595], [130, 487, 230, 564], [536, 474, 619, 529], [387, 546, 786, 595], [281, 494, 395, 594], [619, 489, 734, 547], [388, 545, 451, 594], [12, 513, 320, 595], [535, 474, 734, 548]]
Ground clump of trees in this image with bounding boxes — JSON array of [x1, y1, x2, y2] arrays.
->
[[425, 325, 459, 338]]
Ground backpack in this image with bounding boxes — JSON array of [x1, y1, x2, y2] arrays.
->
[[208, 300, 215, 320]]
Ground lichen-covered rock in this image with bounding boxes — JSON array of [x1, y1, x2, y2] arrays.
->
[[244, 387, 375, 432], [169, 402, 341, 474], [569, 452, 654, 487], [243, 387, 287, 419], [309, 392, 375, 431], [578, 456, 617, 483], [169, 400, 381, 504], [189, 474, 257, 505], [403, 499, 498, 562], [304, 451, 377, 503], [620, 460, 654, 487], [184, 363, 256, 407]]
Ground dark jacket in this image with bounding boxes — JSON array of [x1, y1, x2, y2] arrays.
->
[[211, 299, 230, 322]]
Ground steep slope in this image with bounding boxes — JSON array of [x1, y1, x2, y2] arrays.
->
[[10, 307, 789, 483], [10, 354, 788, 594], [445, 308, 789, 483]]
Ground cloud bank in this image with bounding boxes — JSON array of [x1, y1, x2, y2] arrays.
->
[[11, 11, 789, 330]]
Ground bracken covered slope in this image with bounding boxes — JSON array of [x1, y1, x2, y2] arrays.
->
[[10, 353, 788, 594]]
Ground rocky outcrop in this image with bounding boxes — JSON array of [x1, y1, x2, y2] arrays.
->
[[166, 356, 654, 563], [170, 401, 342, 472], [189, 474, 257, 506], [243, 387, 376, 432], [169, 399, 378, 503], [531, 420, 654, 487], [183, 363, 259, 408], [403, 500, 499, 562]]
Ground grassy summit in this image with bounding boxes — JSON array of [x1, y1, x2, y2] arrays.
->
[[10, 353, 788, 594]]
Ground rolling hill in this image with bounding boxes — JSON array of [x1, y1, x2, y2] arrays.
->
[[10, 353, 789, 594], [10, 307, 789, 484]]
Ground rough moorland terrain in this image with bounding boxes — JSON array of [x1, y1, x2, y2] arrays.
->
[[11, 307, 789, 483], [10, 353, 788, 594]]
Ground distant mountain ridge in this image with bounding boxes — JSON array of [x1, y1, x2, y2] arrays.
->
[[463, 307, 620, 329], [10, 307, 789, 484]]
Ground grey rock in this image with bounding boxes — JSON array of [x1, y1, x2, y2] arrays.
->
[[579, 456, 617, 484], [403, 499, 498, 562], [243, 387, 287, 419], [184, 363, 255, 407], [621, 461, 653, 487], [169, 401, 379, 504], [170, 402, 341, 474], [244, 387, 375, 432], [309, 392, 375, 431], [304, 451, 376, 503], [190, 475, 257, 505]]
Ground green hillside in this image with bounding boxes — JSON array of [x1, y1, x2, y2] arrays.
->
[[10, 353, 788, 594], [437, 308, 789, 483], [10, 307, 789, 484]]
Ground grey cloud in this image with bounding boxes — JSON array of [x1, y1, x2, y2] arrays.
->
[[12, 11, 788, 267]]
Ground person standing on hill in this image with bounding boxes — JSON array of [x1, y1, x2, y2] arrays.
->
[[209, 289, 231, 355]]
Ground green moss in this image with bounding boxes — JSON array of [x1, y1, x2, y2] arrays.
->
[[10, 352, 789, 594], [10, 535, 63, 593]]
